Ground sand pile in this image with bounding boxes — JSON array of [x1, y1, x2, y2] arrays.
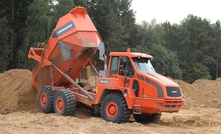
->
[[175, 78, 221, 109], [0, 69, 39, 114]]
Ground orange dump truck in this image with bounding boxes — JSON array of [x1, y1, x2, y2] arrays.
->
[[28, 6, 184, 123]]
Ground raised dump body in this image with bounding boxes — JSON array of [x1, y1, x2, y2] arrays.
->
[[28, 7, 102, 90]]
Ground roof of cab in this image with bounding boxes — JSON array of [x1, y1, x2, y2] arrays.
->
[[109, 52, 153, 58]]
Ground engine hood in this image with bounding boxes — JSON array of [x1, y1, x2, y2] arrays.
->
[[141, 72, 179, 87]]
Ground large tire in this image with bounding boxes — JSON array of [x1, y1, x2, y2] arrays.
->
[[37, 86, 55, 113], [53, 90, 76, 116], [133, 113, 161, 123], [100, 93, 130, 123]]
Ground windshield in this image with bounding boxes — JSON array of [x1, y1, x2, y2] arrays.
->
[[133, 57, 157, 75]]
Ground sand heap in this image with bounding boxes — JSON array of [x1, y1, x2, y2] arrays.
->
[[175, 78, 221, 109], [0, 69, 38, 114], [0, 69, 221, 114]]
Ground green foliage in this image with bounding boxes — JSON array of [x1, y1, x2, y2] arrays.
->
[[85, 0, 134, 53], [134, 21, 182, 79], [161, 22, 182, 52], [55, 0, 75, 18], [150, 44, 182, 79], [0, 16, 10, 72], [86, 0, 132, 70], [209, 20, 221, 79], [105, 8, 129, 53], [18, 0, 56, 69], [0, 0, 221, 83], [111, 0, 137, 48], [179, 15, 214, 82]]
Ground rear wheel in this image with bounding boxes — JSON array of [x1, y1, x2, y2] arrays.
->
[[37, 86, 55, 113], [133, 113, 161, 123], [53, 90, 76, 116], [101, 93, 130, 123]]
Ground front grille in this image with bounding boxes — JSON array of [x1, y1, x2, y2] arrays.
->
[[166, 87, 181, 97], [164, 105, 181, 109]]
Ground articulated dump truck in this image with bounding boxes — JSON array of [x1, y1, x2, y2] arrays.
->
[[28, 6, 184, 123]]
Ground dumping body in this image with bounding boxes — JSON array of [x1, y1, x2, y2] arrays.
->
[[28, 7, 102, 91]]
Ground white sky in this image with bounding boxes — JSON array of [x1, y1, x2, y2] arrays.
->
[[131, 0, 221, 24]]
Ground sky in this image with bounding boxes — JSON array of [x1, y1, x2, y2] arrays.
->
[[131, 0, 221, 24]]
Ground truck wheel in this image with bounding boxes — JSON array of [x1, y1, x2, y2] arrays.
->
[[53, 90, 76, 116], [133, 113, 161, 123], [37, 86, 55, 113], [100, 93, 130, 123]]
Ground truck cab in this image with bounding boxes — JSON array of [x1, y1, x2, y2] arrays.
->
[[107, 51, 184, 116]]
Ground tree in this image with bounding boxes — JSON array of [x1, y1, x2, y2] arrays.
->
[[52, 0, 75, 29], [134, 20, 182, 79], [85, 0, 130, 54], [161, 21, 182, 52], [0, 0, 34, 70], [210, 20, 221, 79], [111, 0, 137, 48], [18, 0, 56, 69], [105, 8, 129, 53], [0, 13, 10, 72], [150, 44, 182, 79], [179, 15, 213, 82]]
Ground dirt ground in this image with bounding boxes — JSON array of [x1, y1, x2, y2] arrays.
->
[[0, 69, 221, 134]]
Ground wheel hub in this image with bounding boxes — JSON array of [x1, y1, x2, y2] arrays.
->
[[106, 102, 118, 118], [109, 105, 116, 115], [56, 98, 64, 112], [41, 93, 47, 106]]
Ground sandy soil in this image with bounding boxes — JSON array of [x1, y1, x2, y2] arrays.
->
[[1, 69, 221, 134]]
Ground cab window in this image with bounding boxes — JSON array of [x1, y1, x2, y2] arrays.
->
[[110, 56, 118, 74], [119, 56, 134, 77]]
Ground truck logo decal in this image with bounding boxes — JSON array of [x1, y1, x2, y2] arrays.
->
[[52, 21, 75, 38], [172, 90, 177, 93], [99, 80, 109, 84]]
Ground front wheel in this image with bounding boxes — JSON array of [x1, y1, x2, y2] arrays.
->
[[53, 90, 76, 116], [100, 93, 130, 123]]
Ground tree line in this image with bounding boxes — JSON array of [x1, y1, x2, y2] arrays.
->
[[0, 0, 220, 83]]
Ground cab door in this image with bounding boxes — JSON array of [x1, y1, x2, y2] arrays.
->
[[109, 56, 137, 96]]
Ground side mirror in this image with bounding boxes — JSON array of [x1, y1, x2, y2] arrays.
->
[[98, 42, 105, 61], [124, 69, 128, 75]]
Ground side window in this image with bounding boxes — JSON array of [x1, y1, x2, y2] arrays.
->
[[119, 56, 134, 77], [127, 59, 134, 77], [110, 56, 118, 74], [119, 56, 126, 75]]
